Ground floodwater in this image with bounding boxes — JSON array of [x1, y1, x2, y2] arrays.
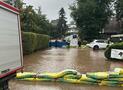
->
[[10, 48, 123, 90]]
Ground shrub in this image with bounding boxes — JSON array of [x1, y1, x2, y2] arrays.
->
[[22, 32, 50, 55], [104, 42, 123, 60], [81, 40, 88, 45]]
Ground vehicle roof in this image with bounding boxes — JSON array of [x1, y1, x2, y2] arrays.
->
[[93, 39, 107, 41], [111, 34, 123, 37]]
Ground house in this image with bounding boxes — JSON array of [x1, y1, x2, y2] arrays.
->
[[64, 22, 79, 47], [101, 17, 122, 38]]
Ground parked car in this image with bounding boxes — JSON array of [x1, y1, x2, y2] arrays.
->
[[86, 39, 108, 50]]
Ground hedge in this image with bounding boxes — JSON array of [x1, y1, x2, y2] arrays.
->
[[104, 42, 123, 60], [22, 32, 50, 55]]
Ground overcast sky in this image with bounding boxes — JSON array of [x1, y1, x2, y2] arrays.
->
[[23, 0, 75, 23]]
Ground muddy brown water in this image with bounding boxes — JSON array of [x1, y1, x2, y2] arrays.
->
[[10, 48, 123, 90]]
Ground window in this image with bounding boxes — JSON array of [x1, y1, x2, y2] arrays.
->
[[96, 40, 105, 43]]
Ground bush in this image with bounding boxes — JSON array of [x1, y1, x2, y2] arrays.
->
[[104, 42, 123, 60], [81, 40, 88, 45], [22, 32, 50, 55]]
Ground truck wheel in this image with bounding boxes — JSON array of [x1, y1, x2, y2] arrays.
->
[[93, 45, 99, 50]]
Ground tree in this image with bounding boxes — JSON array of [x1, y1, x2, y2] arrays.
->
[[15, 0, 24, 9], [4, 0, 55, 36], [4, 0, 15, 6], [57, 8, 68, 38], [115, 0, 123, 20], [36, 7, 54, 35], [115, 0, 123, 32], [21, 5, 35, 32], [70, 0, 113, 41]]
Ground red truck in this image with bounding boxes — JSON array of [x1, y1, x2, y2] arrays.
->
[[0, 1, 23, 89]]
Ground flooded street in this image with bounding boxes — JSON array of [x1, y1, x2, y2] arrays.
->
[[10, 48, 123, 90]]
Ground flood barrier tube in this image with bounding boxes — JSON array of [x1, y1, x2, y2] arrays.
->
[[16, 68, 123, 87]]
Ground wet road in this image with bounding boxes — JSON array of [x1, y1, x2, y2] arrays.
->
[[10, 48, 123, 90]]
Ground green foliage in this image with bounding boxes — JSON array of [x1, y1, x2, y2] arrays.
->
[[22, 6, 53, 35], [70, 0, 113, 41], [104, 42, 123, 60], [115, 0, 123, 32], [4, 0, 14, 6], [14, 0, 24, 9], [21, 5, 36, 32], [115, 0, 123, 20], [3, 0, 53, 36], [49, 25, 58, 38], [10, 0, 53, 37], [22, 32, 50, 55], [57, 8, 68, 38]]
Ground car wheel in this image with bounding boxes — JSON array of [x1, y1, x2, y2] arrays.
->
[[93, 45, 99, 50]]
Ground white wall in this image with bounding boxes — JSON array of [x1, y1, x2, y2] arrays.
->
[[65, 34, 78, 47]]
